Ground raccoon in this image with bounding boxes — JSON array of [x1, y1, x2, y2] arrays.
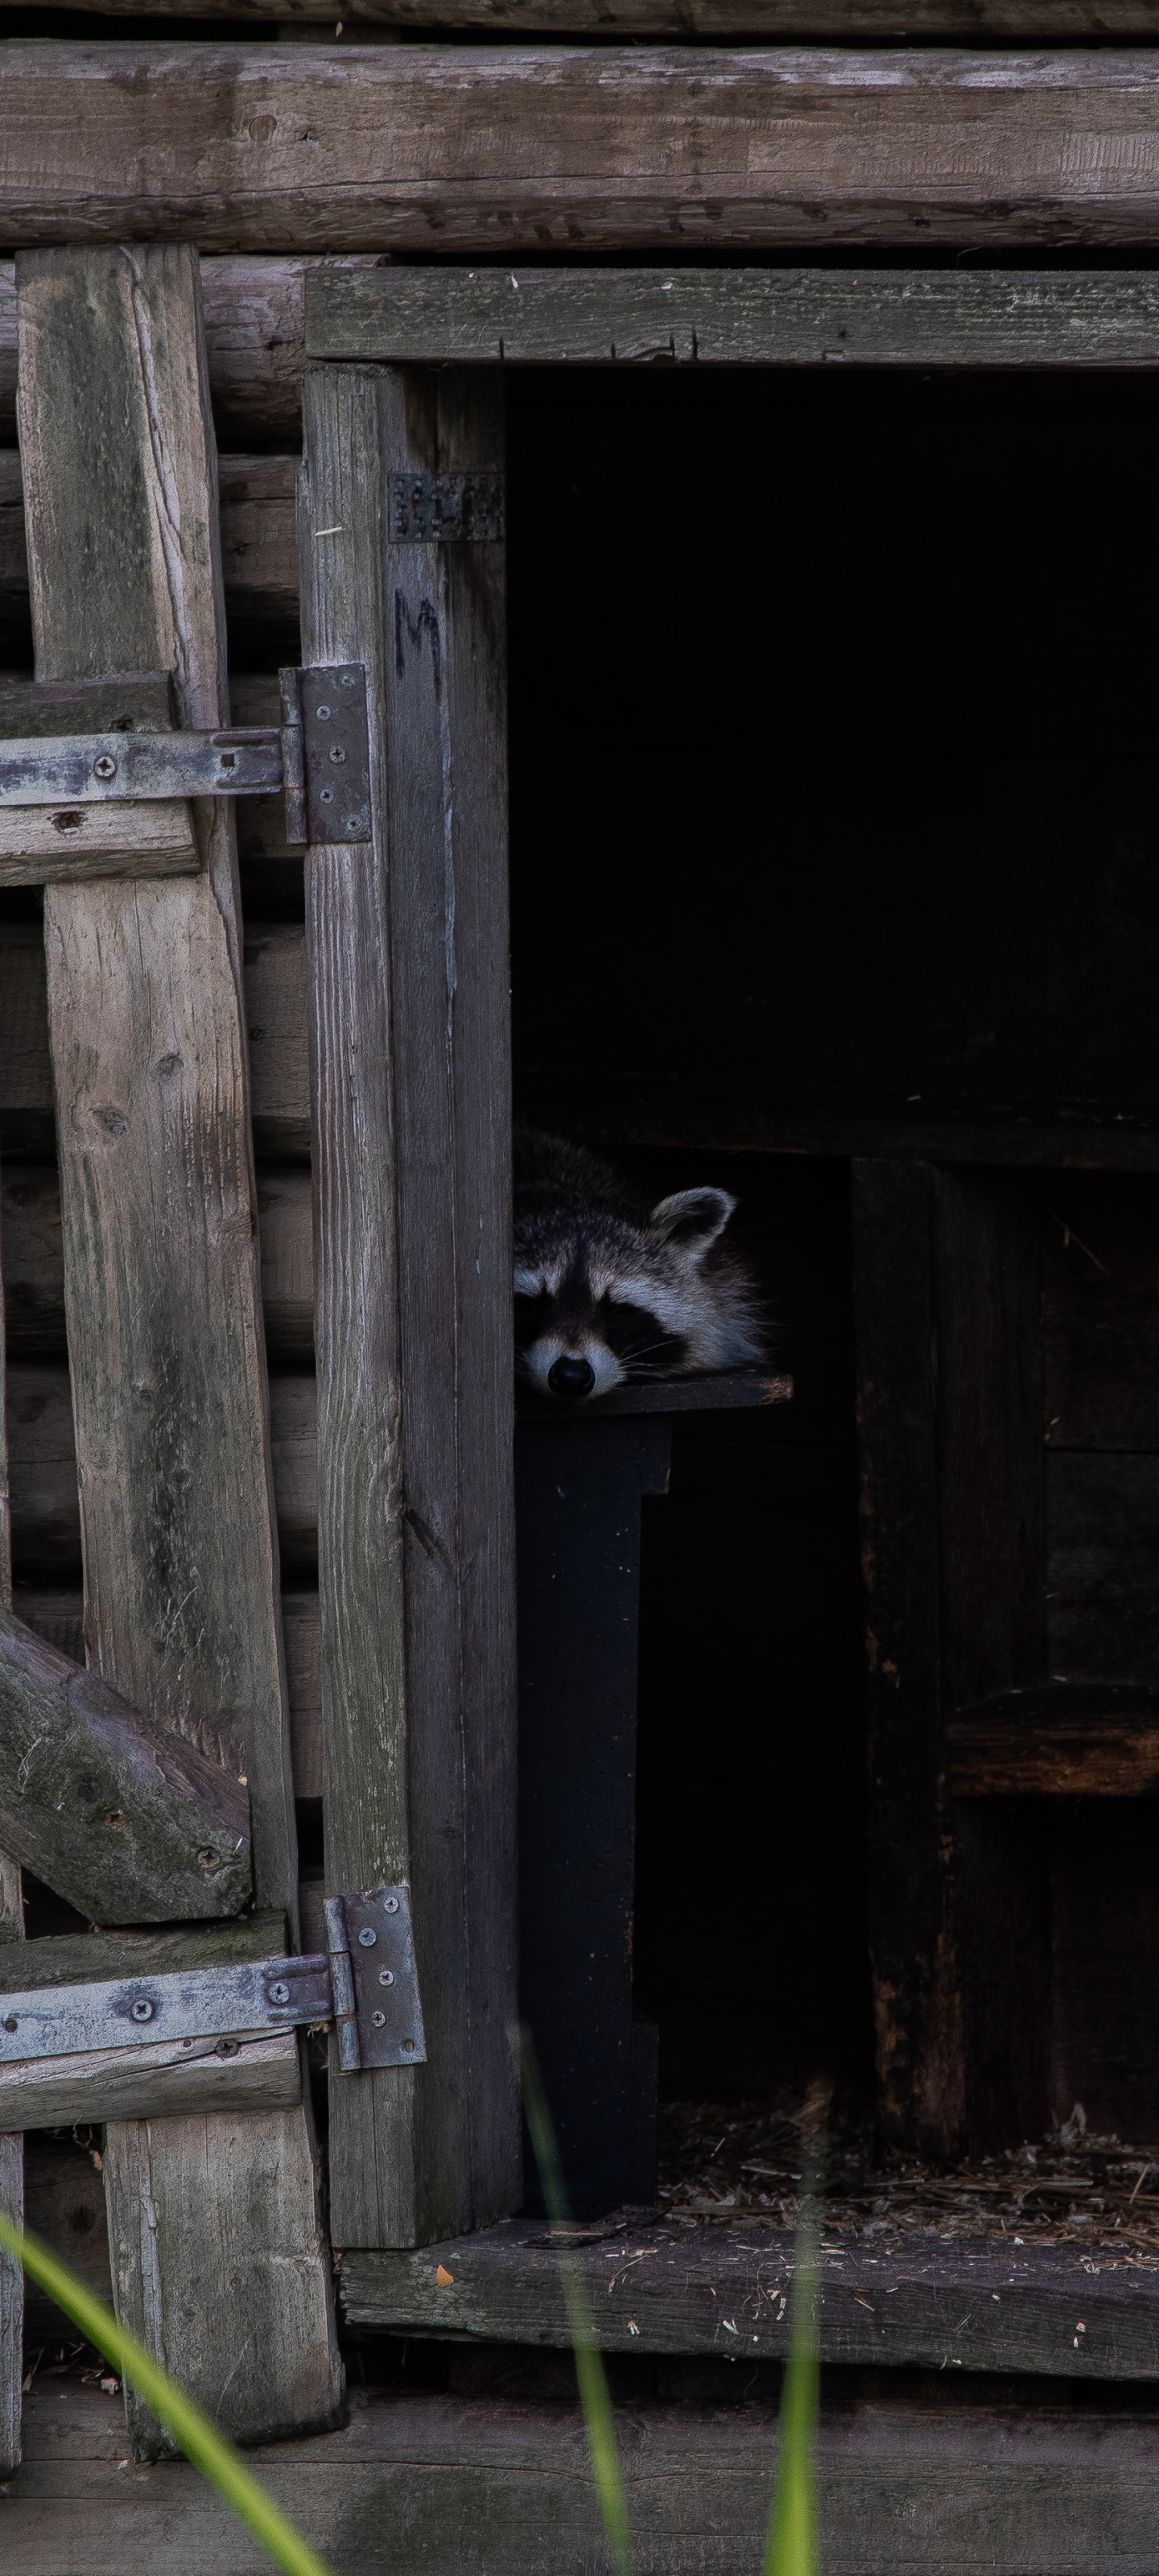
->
[[513, 1127, 766, 1402]]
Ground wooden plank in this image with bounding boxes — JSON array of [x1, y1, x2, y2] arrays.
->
[[16, 2374, 1159, 2576], [299, 363, 518, 2246], [311, 262, 1159, 367], [0, 675, 175, 734], [1043, 1175, 1159, 1451], [17, 245, 340, 2457], [341, 2216, 1159, 2376], [19, 0, 1159, 23], [930, 1169, 1051, 2156], [852, 1162, 955, 2154], [8, 51, 1159, 254], [0, 2029, 301, 2132], [0, 1608, 251, 1922], [949, 1694, 1159, 1795], [0, 801, 199, 886]]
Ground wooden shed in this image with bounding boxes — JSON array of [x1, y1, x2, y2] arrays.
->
[[4, 11, 1159, 2570]]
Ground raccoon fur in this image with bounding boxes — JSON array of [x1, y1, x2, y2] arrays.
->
[[513, 1126, 766, 1402]]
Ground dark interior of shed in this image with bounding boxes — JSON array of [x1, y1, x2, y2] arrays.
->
[[503, 359, 1159, 2187], [6, 351, 1159, 2253]]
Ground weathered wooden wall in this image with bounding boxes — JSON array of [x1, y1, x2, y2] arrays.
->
[[3, 50, 1159, 250]]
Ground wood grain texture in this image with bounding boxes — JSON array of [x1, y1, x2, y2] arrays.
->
[[0, 800, 199, 886], [0, 1608, 250, 1921], [17, 244, 341, 2458], [0, 2029, 302, 2132], [299, 364, 518, 2246], [20, 0, 1159, 23], [0, 451, 300, 630], [852, 1162, 955, 2155], [19, 2374, 1159, 2576], [949, 1690, 1159, 1796], [19, 2376, 1159, 2576], [343, 2220, 1159, 2377], [9, 48, 1159, 254], [311, 262, 1159, 368]]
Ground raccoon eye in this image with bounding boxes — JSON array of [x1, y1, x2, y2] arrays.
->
[[514, 1289, 552, 1350]]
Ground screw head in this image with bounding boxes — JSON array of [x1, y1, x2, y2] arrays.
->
[[371, 2009, 386, 2028], [402, 2036, 415, 2050], [267, 1979, 291, 2005], [320, 786, 334, 804], [378, 1968, 394, 1988], [130, 1999, 154, 2023], [328, 745, 346, 765], [357, 1926, 377, 1947], [316, 704, 332, 720], [2, 2017, 16, 2033], [384, 1897, 400, 1914], [93, 753, 118, 781]]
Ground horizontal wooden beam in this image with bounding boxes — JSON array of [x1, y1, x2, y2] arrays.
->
[[14, 0, 1159, 31], [310, 264, 1159, 368], [6, 47, 1159, 252], [341, 2217, 1159, 2376], [0, 799, 200, 887], [948, 1685, 1159, 1795], [22, 2368, 1159, 2576], [0, 1609, 252, 1922], [0, 1909, 299, 2126]]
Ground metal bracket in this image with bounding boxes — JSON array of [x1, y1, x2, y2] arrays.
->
[[0, 1885, 424, 2074], [0, 665, 372, 851]]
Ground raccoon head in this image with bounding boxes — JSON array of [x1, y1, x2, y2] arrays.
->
[[514, 1181, 744, 1403]]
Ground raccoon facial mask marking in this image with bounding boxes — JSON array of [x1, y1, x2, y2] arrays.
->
[[513, 1129, 767, 1405]]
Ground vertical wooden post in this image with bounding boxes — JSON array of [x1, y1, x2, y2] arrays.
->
[[16, 247, 342, 2449], [298, 365, 519, 2246], [0, 1204, 23, 2478], [854, 1159, 1050, 2157]]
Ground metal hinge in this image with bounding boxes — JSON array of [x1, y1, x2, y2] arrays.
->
[[0, 666, 372, 848], [0, 1885, 425, 2075]]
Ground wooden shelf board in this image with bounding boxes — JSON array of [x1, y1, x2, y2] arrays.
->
[[339, 2216, 1159, 2378], [948, 1684, 1159, 1797]]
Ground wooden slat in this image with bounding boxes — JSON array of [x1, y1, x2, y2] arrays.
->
[[343, 2217, 1159, 2376], [18, 0, 1159, 23], [0, 799, 200, 886], [16, 244, 341, 2458], [0, 1609, 251, 1922], [299, 363, 519, 2246], [948, 1689, 1159, 1795], [6, 49, 1159, 253], [0, 2030, 302, 2132], [20, 2371, 1159, 2576], [311, 263, 1159, 368]]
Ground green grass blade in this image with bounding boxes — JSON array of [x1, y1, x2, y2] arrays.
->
[[0, 2211, 332, 2576], [516, 2029, 636, 2576], [761, 2182, 821, 2576]]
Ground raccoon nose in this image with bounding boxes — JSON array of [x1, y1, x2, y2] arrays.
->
[[547, 1355, 596, 1401]]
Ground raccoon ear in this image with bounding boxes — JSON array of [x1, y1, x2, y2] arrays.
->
[[649, 1187, 736, 1252]]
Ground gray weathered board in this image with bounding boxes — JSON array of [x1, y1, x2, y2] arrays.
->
[[15, 245, 341, 2458], [13, 0, 1159, 26], [310, 264, 1159, 370], [11, 2371, 1159, 2576], [341, 2219, 1159, 2379], [10, 52, 1159, 253], [1, 258, 1158, 453], [298, 362, 519, 2246], [0, 1611, 251, 1922]]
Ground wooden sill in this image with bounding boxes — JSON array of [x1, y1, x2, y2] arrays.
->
[[947, 1684, 1159, 1797], [338, 2216, 1159, 2379], [515, 1369, 792, 1421]]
